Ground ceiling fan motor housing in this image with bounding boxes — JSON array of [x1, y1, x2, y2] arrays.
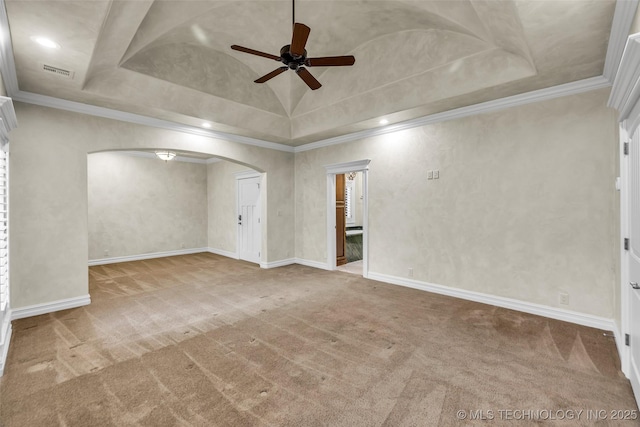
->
[[280, 44, 307, 70]]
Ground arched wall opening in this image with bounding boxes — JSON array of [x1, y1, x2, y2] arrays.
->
[[87, 150, 265, 266], [9, 102, 294, 311]]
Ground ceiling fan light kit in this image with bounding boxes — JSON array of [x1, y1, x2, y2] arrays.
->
[[230, 0, 355, 90]]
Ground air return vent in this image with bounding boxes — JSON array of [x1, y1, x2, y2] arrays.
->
[[41, 63, 74, 79]]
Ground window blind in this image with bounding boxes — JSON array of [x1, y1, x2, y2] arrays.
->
[[0, 149, 8, 312]]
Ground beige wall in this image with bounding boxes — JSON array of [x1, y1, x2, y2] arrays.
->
[[10, 108, 88, 308], [630, 3, 640, 35], [88, 153, 207, 260], [295, 88, 619, 318], [9, 102, 294, 309], [0, 73, 6, 97], [207, 160, 252, 254]]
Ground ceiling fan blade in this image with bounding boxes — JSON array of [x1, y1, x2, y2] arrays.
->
[[306, 56, 356, 67], [231, 45, 280, 61], [296, 67, 321, 90], [290, 23, 310, 57], [255, 67, 288, 83]]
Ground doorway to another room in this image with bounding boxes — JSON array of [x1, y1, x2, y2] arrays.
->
[[337, 171, 365, 275], [325, 160, 370, 278]]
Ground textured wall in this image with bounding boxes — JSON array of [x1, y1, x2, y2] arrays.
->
[[9, 110, 88, 308], [295, 89, 619, 318], [88, 153, 207, 260], [630, 4, 640, 35], [9, 102, 294, 309], [207, 161, 252, 254]]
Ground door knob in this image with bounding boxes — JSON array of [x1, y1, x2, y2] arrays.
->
[[631, 282, 640, 290]]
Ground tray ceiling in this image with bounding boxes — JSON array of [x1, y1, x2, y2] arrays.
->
[[5, 0, 616, 146]]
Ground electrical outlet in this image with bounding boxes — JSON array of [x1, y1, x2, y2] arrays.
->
[[408, 268, 413, 278], [559, 292, 569, 305], [104, 249, 109, 257], [427, 171, 433, 180], [433, 170, 440, 179], [181, 242, 186, 249]]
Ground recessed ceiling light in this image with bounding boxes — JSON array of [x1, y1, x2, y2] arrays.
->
[[202, 122, 212, 128], [31, 36, 60, 49], [379, 119, 389, 125]]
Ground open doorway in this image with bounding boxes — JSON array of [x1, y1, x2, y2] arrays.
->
[[325, 160, 370, 277], [337, 171, 364, 275]]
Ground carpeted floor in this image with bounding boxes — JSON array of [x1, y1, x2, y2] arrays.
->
[[0, 253, 637, 426]]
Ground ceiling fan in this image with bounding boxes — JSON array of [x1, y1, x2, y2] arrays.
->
[[230, 1, 355, 90]]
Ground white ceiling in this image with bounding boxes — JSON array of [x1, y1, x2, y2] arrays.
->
[[3, 0, 620, 146]]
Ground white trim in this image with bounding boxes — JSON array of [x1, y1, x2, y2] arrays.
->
[[327, 174, 337, 271], [367, 272, 616, 331], [0, 313, 11, 376], [236, 173, 263, 265], [294, 258, 331, 271], [324, 159, 371, 175], [0, 0, 19, 96], [11, 90, 295, 153], [620, 123, 631, 376], [208, 247, 239, 259], [88, 247, 208, 266], [0, 96, 17, 145], [260, 258, 296, 269], [234, 170, 261, 179], [325, 160, 370, 278], [11, 294, 91, 320], [609, 35, 640, 132], [296, 76, 611, 153], [604, 0, 640, 82]]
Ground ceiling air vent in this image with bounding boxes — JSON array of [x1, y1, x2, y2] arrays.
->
[[41, 63, 74, 79]]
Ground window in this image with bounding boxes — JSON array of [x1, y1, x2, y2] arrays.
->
[[0, 148, 7, 312], [345, 179, 355, 226]]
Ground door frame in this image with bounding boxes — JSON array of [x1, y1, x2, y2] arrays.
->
[[620, 122, 631, 376], [609, 33, 640, 404], [235, 170, 263, 264], [325, 159, 371, 277]]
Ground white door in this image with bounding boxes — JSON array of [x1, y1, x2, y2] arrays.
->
[[237, 176, 261, 264], [628, 128, 640, 406]]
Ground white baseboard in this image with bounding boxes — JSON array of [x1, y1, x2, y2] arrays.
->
[[89, 248, 209, 266], [294, 258, 331, 270], [367, 272, 616, 332], [0, 314, 11, 376], [207, 247, 239, 259], [11, 294, 91, 320], [260, 258, 296, 269]]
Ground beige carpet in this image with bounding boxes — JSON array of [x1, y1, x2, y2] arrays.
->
[[0, 253, 636, 426]]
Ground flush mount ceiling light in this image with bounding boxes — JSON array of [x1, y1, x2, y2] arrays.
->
[[379, 119, 389, 125], [202, 122, 212, 128], [155, 150, 177, 161], [30, 36, 60, 49]]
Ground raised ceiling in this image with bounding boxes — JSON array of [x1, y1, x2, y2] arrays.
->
[[5, 0, 616, 146]]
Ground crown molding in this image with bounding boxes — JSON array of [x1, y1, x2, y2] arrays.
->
[[608, 34, 640, 122], [295, 76, 611, 153], [0, 96, 16, 145], [604, 0, 640, 82], [10, 90, 295, 153], [324, 159, 371, 175], [0, 0, 622, 154], [0, 0, 19, 96]]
